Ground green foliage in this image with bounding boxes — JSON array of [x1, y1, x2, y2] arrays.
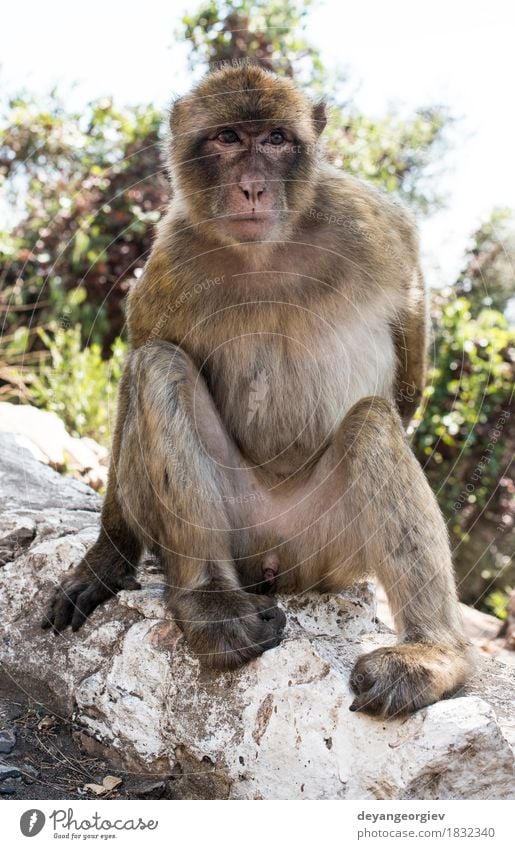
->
[[29, 325, 126, 444], [484, 587, 512, 620], [181, 0, 324, 82], [0, 92, 167, 353], [455, 208, 515, 315], [414, 297, 513, 537], [410, 295, 514, 605], [325, 108, 450, 213]]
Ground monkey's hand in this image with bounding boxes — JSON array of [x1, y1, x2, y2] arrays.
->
[[173, 588, 286, 669], [42, 547, 141, 633], [349, 642, 471, 719]]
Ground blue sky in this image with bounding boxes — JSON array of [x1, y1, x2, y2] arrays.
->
[[1, 0, 514, 287]]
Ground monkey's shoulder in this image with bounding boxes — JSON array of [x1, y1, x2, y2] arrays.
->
[[308, 167, 420, 273], [126, 245, 176, 347]]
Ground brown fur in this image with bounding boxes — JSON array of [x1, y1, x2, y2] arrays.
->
[[44, 66, 471, 717]]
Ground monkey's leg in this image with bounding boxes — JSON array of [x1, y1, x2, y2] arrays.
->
[[310, 396, 471, 718], [116, 341, 285, 669], [43, 367, 142, 633]]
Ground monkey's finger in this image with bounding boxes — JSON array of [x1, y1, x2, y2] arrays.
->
[[52, 593, 81, 632], [349, 693, 367, 712], [120, 576, 141, 591], [70, 587, 102, 631], [256, 606, 286, 651], [259, 604, 286, 630], [349, 689, 390, 716], [349, 665, 377, 696], [258, 631, 284, 651], [349, 693, 376, 713], [41, 601, 56, 629], [41, 590, 60, 630]]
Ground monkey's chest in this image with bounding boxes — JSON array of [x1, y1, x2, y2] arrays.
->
[[200, 308, 396, 468]]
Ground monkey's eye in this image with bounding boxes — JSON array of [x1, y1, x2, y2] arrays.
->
[[267, 130, 286, 146], [216, 129, 240, 144]]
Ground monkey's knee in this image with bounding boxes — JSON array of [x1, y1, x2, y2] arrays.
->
[[342, 396, 401, 439], [334, 396, 404, 465], [128, 340, 195, 393]]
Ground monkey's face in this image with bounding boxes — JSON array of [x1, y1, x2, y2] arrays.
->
[[198, 123, 298, 243], [169, 67, 326, 246]]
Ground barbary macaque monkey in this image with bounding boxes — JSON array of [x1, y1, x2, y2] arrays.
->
[[44, 65, 471, 717]]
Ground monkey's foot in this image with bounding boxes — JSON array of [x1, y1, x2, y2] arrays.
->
[[349, 642, 471, 719], [174, 588, 286, 670], [42, 567, 141, 633]]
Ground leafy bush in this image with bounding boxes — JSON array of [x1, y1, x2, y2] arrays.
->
[[484, 588, 512, 620], [413, 296, 514, 603], [415, 298, 513, 516], [455, 208, 515, 315], [0, 93, 167, 353], [29, 325, 126, 444]]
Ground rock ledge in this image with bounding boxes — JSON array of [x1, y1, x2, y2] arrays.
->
[[0, 432, 514, 799]]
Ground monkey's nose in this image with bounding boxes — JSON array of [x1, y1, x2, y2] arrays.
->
[[238, 179, 266, 206]]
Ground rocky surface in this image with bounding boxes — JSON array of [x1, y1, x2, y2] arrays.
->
[[0, 431, 514, 799], [0, 402, 108, 490]]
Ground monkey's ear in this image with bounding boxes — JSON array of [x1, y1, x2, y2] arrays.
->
[[312, 101, 327, 136], [169, 98, 183, 134]]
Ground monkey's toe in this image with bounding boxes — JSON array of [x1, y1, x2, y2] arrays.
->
[[349, 643, 470, 719], [42, 580, 90, 633], [183, 591, 286, 670], [222, 595, 286, 663], [255, 596, 286, 648], [42, 573, 141, 634], [70, 583, 110, 631]]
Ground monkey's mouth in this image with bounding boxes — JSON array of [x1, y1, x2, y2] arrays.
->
[[226, 212, 271, 219], [222, 212, 279, 241]]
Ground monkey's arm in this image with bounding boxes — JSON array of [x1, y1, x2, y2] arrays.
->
[[43, 239, 182, 631], [126, 237, 176, 349], [322, 171, 427, 426], [393, 266, 428, 426]]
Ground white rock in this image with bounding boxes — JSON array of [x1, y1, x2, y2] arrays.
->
[[0, 401, 108, 490], [0, 431, 514, 799]]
